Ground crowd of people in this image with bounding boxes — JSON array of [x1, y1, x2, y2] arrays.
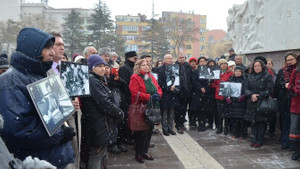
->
[[0, 27, 300, 169]]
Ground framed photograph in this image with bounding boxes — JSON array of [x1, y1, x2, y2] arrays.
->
[[219, 82, 242, 98], [166, 64, 180, 87], [27, 74, 76, 136], [60, 61, 90, 97], [199, 65, 220, 80]]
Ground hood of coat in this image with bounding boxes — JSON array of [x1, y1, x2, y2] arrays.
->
[[10, 28, 55, 76]]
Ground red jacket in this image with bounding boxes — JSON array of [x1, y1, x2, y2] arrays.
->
[[129, 72, 162, 104], [288, 69, 300, 114], [211, 68, 233, 100]]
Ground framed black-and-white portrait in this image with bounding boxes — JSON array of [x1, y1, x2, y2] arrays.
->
[[199, 65, 220, 80], [166, 64, 180, 87], [219, 82, 242, 98], [27, 74, 75, 136], [60, 61, 90, 97]]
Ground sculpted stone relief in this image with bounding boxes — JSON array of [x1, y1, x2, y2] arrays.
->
[[227, 0, 300, 54]]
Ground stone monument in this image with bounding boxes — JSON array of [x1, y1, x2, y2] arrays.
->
[[227, 0, 300, 70]]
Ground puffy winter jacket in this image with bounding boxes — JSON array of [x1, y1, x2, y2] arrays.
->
[[81, 72, 124, 147], [0, 28, 74, 169]]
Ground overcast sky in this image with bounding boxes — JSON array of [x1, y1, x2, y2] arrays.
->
[[26, 0, 246, 31]]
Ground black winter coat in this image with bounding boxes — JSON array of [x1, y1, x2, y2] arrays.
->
[[157, 64, 179, 109], [81, 73, 124, 148], [227, 76, 247, 118], [176, 61, 192, 100], [189, 68, 209, 112], [274, 68, 294, 113], [244, 71, 274, 122], [119, 60, 135, 107]]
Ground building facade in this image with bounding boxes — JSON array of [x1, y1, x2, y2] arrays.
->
[[115, 14, 150, 54]]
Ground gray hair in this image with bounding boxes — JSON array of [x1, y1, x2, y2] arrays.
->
[[83, 46, 95, 57], [110, 52, 118, 58], [98, 47, 111, 56]]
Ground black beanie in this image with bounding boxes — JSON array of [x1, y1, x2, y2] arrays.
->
[[254, 56, 267, 65], [234, 66, 244, 72], [125, 51, 137, 59]]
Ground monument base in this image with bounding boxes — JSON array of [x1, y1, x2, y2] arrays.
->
[[244, 49, 300, 72]]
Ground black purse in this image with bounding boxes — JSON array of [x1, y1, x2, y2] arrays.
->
[[256, 97, 278, 115], [145, 98, 161, 125]]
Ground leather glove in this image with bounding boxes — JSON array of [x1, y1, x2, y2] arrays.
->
[[151, 93, 160, 101], [226, 97, 232, 104], [238, 95, 245, 102], [61, 126, 76, 143]]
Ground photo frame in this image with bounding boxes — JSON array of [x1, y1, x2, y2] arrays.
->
[[27, 74, 76, 136], [199, 65, 220, 80], [166, 64, 180, 87], [60, 61, 90, 97], [219, 82, 242, 98]]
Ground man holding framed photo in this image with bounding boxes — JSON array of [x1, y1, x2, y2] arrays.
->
[[0, 28, 75, 169]]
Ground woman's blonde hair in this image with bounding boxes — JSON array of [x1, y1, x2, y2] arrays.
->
[[133, 59, 151, 74]]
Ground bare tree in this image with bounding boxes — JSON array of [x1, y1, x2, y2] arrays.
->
[[164, 16, 199, 57]]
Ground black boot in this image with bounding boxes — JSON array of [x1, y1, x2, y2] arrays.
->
[[224, 126, 228, 135], [216, 127, 222, 134], [292, 151, 300, 161], [201, 123, 206, 132]]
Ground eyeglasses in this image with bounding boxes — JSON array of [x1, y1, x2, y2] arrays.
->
[[286, 58, 295, 62]]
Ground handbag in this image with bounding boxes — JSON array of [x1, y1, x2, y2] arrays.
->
[[256, 97, 278, 115], [145, 98, 161, 125], [128, 92, 150, 131]]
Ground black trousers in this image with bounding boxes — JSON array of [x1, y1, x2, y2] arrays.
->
[[251, 121, 267, 145], [216, 100, 225, 130], [175, 98, 188, 129], [231, 117, 247, 138], [134, 129, 152, 156]]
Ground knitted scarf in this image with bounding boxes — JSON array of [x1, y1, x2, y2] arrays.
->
[[283, 64, 296, 82], [139, 71, 158, 108]]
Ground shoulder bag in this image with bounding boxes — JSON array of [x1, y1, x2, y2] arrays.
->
[[128, 92, 150, 131]]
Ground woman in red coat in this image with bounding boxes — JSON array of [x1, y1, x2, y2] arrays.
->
[[211, 59, 233, 135], [129, 59, 162, 163], [288, 55, 300, 161]]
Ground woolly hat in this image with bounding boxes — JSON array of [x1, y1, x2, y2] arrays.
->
[[0, 57, 9, 69], [229, 48, 234, 52], [189, 57, 197, 64], [218, 59, 228, 65], [234, 65, 244, 72], [88, 54, 106, 70], [125, 51, 137, 59], [16, 27, 55, 60], [254, 56, 267, 65], [228, 61, 236, 67]]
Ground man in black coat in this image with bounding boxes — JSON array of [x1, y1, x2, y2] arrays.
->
[[228, 48, 236, 61], [157, 54, 179, 136], [174, 54, 192, 134], [118, 51, 138, 144]]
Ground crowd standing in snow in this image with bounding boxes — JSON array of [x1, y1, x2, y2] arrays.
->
[[0, 27, 300, 169]]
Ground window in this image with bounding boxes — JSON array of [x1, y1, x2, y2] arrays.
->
[[122, 25, 138, 32], [200, 36, 205, 42], [200, 19, 206, 24], [200, 45, 205, 50], [123, 35, 138, 40], [209, 36, 214, 42], [142, 26, 150, 31], [186, 45, 191, 50], [125, 45, 138, 52], [200, 28, 205, 34]]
